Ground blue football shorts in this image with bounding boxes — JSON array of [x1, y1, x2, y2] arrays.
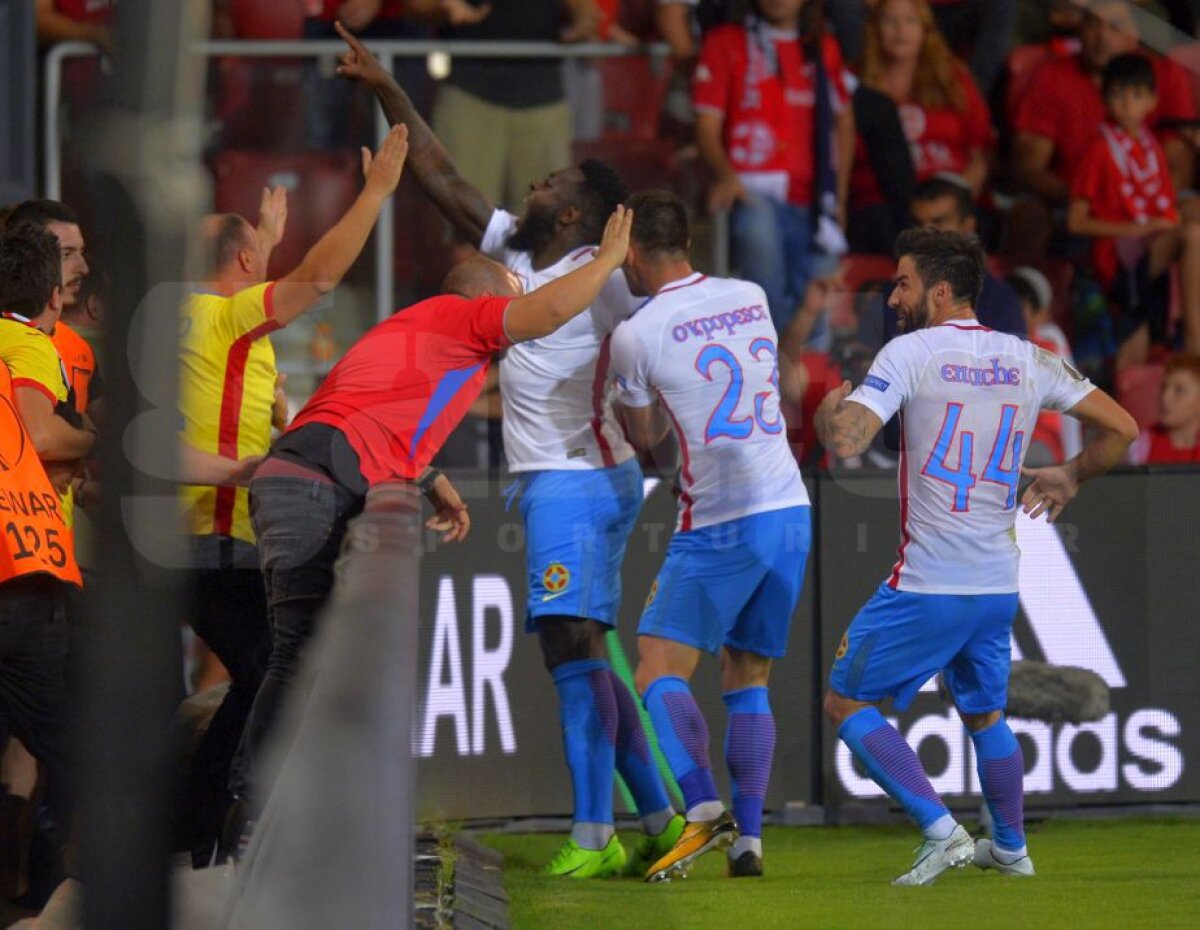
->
[[829, 582, 1020, 714], [519, 456, 643, 631], [637, 505, 811, 658]]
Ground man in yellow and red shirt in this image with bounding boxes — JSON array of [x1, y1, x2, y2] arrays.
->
[[0, 225, 87, 848], [177, 124, 410, 863]]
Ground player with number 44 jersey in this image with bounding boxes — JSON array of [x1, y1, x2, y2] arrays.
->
[[816, 229, 1138, 888], [610, 192, 811, 883]]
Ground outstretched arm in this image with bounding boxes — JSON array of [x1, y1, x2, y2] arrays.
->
[[1021, 388, 1137, 522], [814, 380, 884, 459], [503, 207, 633, 341], [336, 21, 493, 246], [270, 124, 409, 326]]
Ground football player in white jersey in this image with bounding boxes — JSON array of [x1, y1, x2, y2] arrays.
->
[[610, 191, 812, 881], [336, 27, 681, 878], [815, 229, 1137, 886]]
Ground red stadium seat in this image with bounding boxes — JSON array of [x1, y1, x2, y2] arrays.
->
[[572, 138, 678, 194], [1117, 363, 1166, 430], [211, 150, 361, 277], [826, 254, 895, 334], [213, 59, 309, 149], [782, 351, 844, 468], [596, 56, 669, 141], [229, 0, 308, 39]]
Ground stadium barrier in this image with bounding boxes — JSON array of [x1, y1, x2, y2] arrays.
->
[[416, 468, 1200, 822]]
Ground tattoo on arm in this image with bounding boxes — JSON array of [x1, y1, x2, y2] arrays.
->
[[375, 80, 493, 245], [816, 400, 879, 458]]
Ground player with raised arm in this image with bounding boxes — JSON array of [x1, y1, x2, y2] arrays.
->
[[610, 191, 812, 881], [336, 25, 681, 878], [815, 229, 1138, 886]]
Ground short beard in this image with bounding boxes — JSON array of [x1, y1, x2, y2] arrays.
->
[[505, 207, 558, 254], [899, 290, 932, 333]]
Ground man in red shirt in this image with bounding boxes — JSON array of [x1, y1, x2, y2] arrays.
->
[[1014, 0, 1196, 214], [229, 207, 633, 815], [693, 0, 854, 337]]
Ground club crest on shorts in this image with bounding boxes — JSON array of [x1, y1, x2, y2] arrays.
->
[[835, 632, 849, 660], [542, 562, 570, 594], [645, 579, 659, 609]]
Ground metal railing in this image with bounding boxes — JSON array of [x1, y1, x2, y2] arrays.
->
[[46, 38, 672, 323]]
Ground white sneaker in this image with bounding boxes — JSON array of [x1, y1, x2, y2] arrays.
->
[[892, 824, 974, 886], [973, 839, 1035, 876]]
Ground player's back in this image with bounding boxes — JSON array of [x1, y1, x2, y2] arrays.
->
[[613, 273, 807, 531], [852, 322, 1093, 594]]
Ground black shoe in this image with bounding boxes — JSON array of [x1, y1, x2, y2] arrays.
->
[[727, 850, 763, 878]]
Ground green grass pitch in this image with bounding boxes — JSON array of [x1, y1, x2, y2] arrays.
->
[[482, 817, 1200, 929]]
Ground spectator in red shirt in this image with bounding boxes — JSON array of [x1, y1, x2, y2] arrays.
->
[[1128, 354, 1200, 463], [229, 208, 633, 811], [849, 0, 993, 213], [694, 0, 855, 337], [1068, 54, 1200, 367], [1013, 0, 1196, 216]]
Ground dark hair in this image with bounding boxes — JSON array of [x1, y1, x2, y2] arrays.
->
[[6, 198, 82, 231], [1006, 272, 1041, 311], [575, 160, 629, 242], [209, 214, 255, 274], [1102, 52, 1156, 97], [913, 175, 974, 222], [0, 225, 63, 316], [628, 189, 689, 257], [894, 228, 985, 305]]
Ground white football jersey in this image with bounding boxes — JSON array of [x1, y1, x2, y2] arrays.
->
[[848, 321, 1095, 595], [610, 272, 809, 531], [481, 209, 637, 472]]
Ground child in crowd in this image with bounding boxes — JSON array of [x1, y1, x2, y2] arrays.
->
[[1067, 53, 1200, 370], [1128, 355, 1200, 464]]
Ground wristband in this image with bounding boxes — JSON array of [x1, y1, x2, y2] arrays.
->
[[416, 467, 442, 496]]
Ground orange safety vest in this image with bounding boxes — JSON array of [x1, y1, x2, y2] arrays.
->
[[51, 321, 96, 414], [0, 365, 81, 586]]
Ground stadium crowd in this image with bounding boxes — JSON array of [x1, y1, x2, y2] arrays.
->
[[2, 0, 1200, 921]]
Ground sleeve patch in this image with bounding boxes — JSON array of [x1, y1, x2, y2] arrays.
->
[[863, 374, 890, 392]]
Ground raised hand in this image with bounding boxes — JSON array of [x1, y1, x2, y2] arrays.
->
[[335, 20, 392, 88], [257, 185, 288, 248], [595, 205, 633, 270], [363, 124, 410, 197]]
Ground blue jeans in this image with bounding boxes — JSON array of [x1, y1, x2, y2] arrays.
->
[[730, 195, 829, 339], [229, 472, 362, 799]]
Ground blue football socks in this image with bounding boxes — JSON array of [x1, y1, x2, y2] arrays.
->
[[723, 686, 776, 840], [971, 716, 1027, 854], [839, 706, 954, 840], [552, 658, 617, 849], [643, 676, 722, 821]]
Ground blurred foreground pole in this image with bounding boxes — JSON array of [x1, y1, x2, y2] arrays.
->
[[0, 0, 36, 202], [78, 2, 208, 928], [226, 486, 421, 930]]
